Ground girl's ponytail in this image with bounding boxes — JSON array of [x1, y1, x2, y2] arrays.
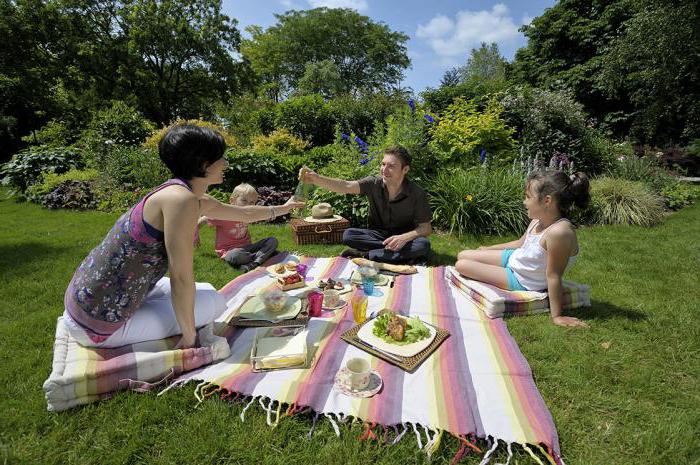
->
[[567, 172, 590, 210]]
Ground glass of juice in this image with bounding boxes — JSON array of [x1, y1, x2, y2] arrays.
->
[[351, 291, 368, 324]]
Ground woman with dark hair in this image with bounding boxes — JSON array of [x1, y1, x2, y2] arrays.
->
[[455, 170, 591, 328], [63, 124, 304, 348]]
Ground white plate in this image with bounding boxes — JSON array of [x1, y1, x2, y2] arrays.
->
[[356, 314, 437, 358], [350, 271, 391, 287], [267, 260, 301, 278], [322, 298, 347, 311]]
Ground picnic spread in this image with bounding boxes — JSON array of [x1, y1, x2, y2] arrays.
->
[[44, 253, 569, 464]]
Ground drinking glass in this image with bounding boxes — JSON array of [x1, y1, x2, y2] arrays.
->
[[351, 291, 368, 324]]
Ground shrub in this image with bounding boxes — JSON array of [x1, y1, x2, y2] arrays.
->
[[500, 86, 606, 174], [275, 94, 335, 146], [21, 119, 74, 147], [327, 93, 404, 142], [42, 180, 97, 210], [223, 150, 297, 192], [660, 181, 698, 210], [143, 119, 237, 152], [257, 186, 293, 224], [101, 146, 170, 191], [0, 146, 84, 194], [588, 177, 664, 226], [428, 167, 528, 236], [384, 103, 436, 182], [305, 143, 359, 171], [428, 98, 516, 169], [26, 168, 100, 203], [251, 128, 309, 156], [80, 101, 155, 167], [94, 186, 148, 213]]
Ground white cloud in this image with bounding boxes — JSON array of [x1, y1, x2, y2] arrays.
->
[[280, 0, 303, 8], [521, 14, 534, 26], [416, 4, 520, 61], [307, 0, 368, 11]]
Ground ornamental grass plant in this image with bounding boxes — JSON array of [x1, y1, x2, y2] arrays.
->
[[428, 167, 528, 236], [589, 177, 664, 226]]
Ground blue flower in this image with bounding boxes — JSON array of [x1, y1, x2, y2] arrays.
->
[[341, 133, 350, 141], [354, 135, 369, 153], [424, 114, 435, 124], [408, 99, 416, 113], [479, 148, 487, 164], [359, 155, 375, 166]]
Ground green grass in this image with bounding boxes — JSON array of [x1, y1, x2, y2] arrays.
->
[[0, 192, 698, 465]]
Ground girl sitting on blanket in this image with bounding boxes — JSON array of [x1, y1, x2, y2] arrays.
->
[[455, 170, 590, 328], [62, 124, 305, 349]]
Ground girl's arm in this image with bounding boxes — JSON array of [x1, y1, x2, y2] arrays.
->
[[162, 192, 200, 348], [199, 195, 305, 223], [478, 221, 532, 250], [545, 229, 588, 328]]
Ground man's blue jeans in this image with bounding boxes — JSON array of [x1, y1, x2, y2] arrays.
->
[[342, 228, 430, 264]]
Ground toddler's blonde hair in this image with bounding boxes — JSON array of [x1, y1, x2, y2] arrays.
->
[[230, 183, 258, 202]]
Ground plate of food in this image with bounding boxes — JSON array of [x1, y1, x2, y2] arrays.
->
[[267, 259, 301, 278], [277, 273, 306, 291], [356, 312, 437, 358], [314, 278, 352, 294]]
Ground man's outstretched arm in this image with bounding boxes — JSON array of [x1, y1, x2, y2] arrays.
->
[[299, 166, 361, 195]]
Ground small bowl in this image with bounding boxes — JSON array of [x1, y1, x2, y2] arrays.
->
[[323, 289, 341, 308], [261, 288, 287, 313]]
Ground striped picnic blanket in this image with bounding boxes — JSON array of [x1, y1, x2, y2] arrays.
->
[[169, 255, 565, 464], [43, 319, 229, 412], [445, 266, 591, 318]]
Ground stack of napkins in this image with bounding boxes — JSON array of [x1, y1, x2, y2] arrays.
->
[[252, 329, 307, 370]]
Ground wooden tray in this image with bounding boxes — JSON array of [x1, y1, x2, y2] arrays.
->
[[340, 309, 450, 373], [227, 296, 310, 328]]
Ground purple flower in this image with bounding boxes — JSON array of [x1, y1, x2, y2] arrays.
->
[[424, 114, 435, 124], [354, 136, 369, 153], [408, 99, 416, 113], [341, 133, 350, 142], [479, 148, 487, 164]]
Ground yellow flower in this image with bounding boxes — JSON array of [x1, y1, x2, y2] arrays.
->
[[465, 194, 473, 202]]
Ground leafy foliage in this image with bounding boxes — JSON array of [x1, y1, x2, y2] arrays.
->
[[241, 8, 409, 99], [427, 167, 528, 236], [25, 168, 100, 204], [223, 150, 297, 192], [588, 177, 664, 226], [428, 98, 516, 168], [256, 186, 293, 224], [500, 86, 605, 174], [274, 97, 332, 147], [143, 119, 238, 151], [0, 146, 84, 194], [99, 146, 170, 191], [41, 180, 97, 210]]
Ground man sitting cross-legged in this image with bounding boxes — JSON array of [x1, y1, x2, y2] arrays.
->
[[299, 145, 432, 265]]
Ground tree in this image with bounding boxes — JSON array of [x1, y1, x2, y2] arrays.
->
[[56, 0, 253, 125], [510, 0, 700, 144], [457, 42, 507, 82], [241, 8, 410, 100], [296, 60, 344, 99]]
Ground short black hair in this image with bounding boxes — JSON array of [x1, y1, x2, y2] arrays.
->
[[158, 124, 226, 179], [383, 145, 411, 167]]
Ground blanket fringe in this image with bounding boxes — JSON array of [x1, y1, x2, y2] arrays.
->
[[523, 445, 545, 465], [392, 424, 408, 445], [535, 444, 559, 465], [424, 429, 444, 458], [307, 413, 320, 438], [240, 396, 256, 422], [411, 423, 423, 449], [326, 414, 340, 437], [359, 422, 377, 441], [477, 438, 499, 465]]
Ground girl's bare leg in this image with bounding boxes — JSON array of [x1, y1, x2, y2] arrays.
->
[[454, 259, 509, 290]]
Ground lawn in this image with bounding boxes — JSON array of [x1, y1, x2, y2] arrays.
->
[[0, 192, 698, 465]]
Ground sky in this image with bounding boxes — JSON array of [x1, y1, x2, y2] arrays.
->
[[221, 0, 557, 94]]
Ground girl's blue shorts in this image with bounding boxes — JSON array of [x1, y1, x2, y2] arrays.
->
[[501, 249, 528, 291]]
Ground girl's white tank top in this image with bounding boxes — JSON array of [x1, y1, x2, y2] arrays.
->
[[509, 219, 577, 291]]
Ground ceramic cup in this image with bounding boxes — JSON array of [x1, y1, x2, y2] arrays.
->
[[323, 289, 340, 308], [346, 357, 370, 390]]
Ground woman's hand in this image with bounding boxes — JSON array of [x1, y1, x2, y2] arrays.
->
[[552, 316, 589, 328], [175, 331, 197, 349], [284, 196, 306, 210]]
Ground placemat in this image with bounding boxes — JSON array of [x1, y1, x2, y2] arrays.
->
[[227, 296, 310, 328], [340, 309, 450, 373]]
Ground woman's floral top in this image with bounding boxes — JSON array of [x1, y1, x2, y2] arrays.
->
[[64, 179, 191, 343]]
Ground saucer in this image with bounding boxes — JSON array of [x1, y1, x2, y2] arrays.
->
[[333, 368, 383, 398], [322, 298, 347, 311]]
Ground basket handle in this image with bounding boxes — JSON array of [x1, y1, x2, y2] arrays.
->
[[314, 225, 332, 234]]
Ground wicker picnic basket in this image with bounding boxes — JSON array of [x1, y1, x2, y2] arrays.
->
[[290, 217, 350, 245]]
